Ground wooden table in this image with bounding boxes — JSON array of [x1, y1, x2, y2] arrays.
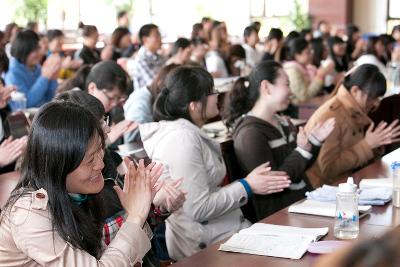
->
[[297, 95, 330, 120], [171, 149, 400, 267]]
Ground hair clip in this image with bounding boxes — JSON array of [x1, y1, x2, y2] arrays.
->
[[244, 81, 250, 88]]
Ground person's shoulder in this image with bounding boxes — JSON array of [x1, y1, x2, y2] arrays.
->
[[283, 62, 303, 76], [167, 119, 201, 139], [161, 120, 203, 149], [233, 116, 272, 139], [307, 97, 342, 127], [6, 59, 25, 75], [6, 188, 51, 228]]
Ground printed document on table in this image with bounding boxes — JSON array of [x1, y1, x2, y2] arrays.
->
[[219, 223, 328, 259]]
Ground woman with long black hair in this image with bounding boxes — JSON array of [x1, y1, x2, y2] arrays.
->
[[322, 36, 349, 92], [0, 101, 161, 266]]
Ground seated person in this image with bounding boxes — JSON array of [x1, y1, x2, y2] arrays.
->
[[205, 23, 229, 78], [86, 60, 137, 144], [47, 29, 83, 79], [0, 81, 27, 174], [242, 25, 262, 68], [124, 63, 180, 143], [305, 64, 400, 188], [125, 24, 165, 90], [101, 27, 135, 61], [74, 25, 101, 65], [356, 36, 388, 77], [55, 90, 186, 264], [321, 36, 348, 92], [262, 28, 284, 62], [166, 38, 192, 65], [227, 44, 249, 77], [5, 30, 61, 109], [369, 93, 400, 153], [56, 64, 92, 93], [283, 37, 333, 104], [226, 61, 335, 219], [0, 101, 156, 265], [190, 37, 208, 68], [140, 66, 291, 260]]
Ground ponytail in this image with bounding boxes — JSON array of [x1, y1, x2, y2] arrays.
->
[[224, 60, 283, 129], [153, 66, 214, 122], [224, 77, 253, 129], [153, 87, 180, 122]]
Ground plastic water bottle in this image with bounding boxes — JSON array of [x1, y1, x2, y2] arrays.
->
[[391, 161, 400, 208], [388, 64, 400, 95], [10, 91, 27, 111], [334, 177, 359, 239]]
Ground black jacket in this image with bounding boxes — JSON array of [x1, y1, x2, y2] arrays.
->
[[232, 115, 319, 219]]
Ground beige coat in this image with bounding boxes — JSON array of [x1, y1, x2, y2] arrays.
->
[[283, 61, 324, 104], [140, 119, 250, 260], [305, 85, 375, 188], [0, 188, 151, 267]]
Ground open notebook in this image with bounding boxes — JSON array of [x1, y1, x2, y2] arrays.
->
[[219, 223, 328, 260], [288, 199, 372, 217]]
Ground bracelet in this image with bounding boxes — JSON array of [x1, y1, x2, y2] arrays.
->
[[239, 179, 253, 198]]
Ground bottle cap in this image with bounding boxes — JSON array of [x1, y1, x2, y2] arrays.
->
[[338, 177, 357, 193], [391, 161, 400, 170]]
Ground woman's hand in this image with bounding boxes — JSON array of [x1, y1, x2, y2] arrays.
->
[[309, 117, 336, 143], [297, 118, 335, 151], [113, 158, 161, 226], [42, 54, 62, 80], [0, 136, 27, 167], [61, 56, 83, 70], [117, 58, 129, 72], [101, 44, 114, 61], [0, 84, 15, 109], [108, 120, 138, 144], [144, 161, 164, 199], [297, 126, 312, 152], [153, 178, 187, 213], [245, 162, 291, 195], [316, 61, 334, 79], [365, 120, 400, 149]]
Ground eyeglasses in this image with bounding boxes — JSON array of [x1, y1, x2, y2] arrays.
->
[[101, 89, 126, 104]]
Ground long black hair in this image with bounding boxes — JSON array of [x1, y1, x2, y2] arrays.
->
[[171, 38, 191, 56], [311, 37, 325, 67], [153, 66, 214, 122], [11, 30, 39, 64], [56, 64, 92, 93], [111, 27, 130, 48], [280, 30, 300, 62], [1, 101, 106, 258], [224, 60, 282, 129], [327, 36, 349, 72], [55, 90, 105, 120], [86, 60, 131, 95], [342, 64, 386, 99], [287, 37, 309, 61]]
